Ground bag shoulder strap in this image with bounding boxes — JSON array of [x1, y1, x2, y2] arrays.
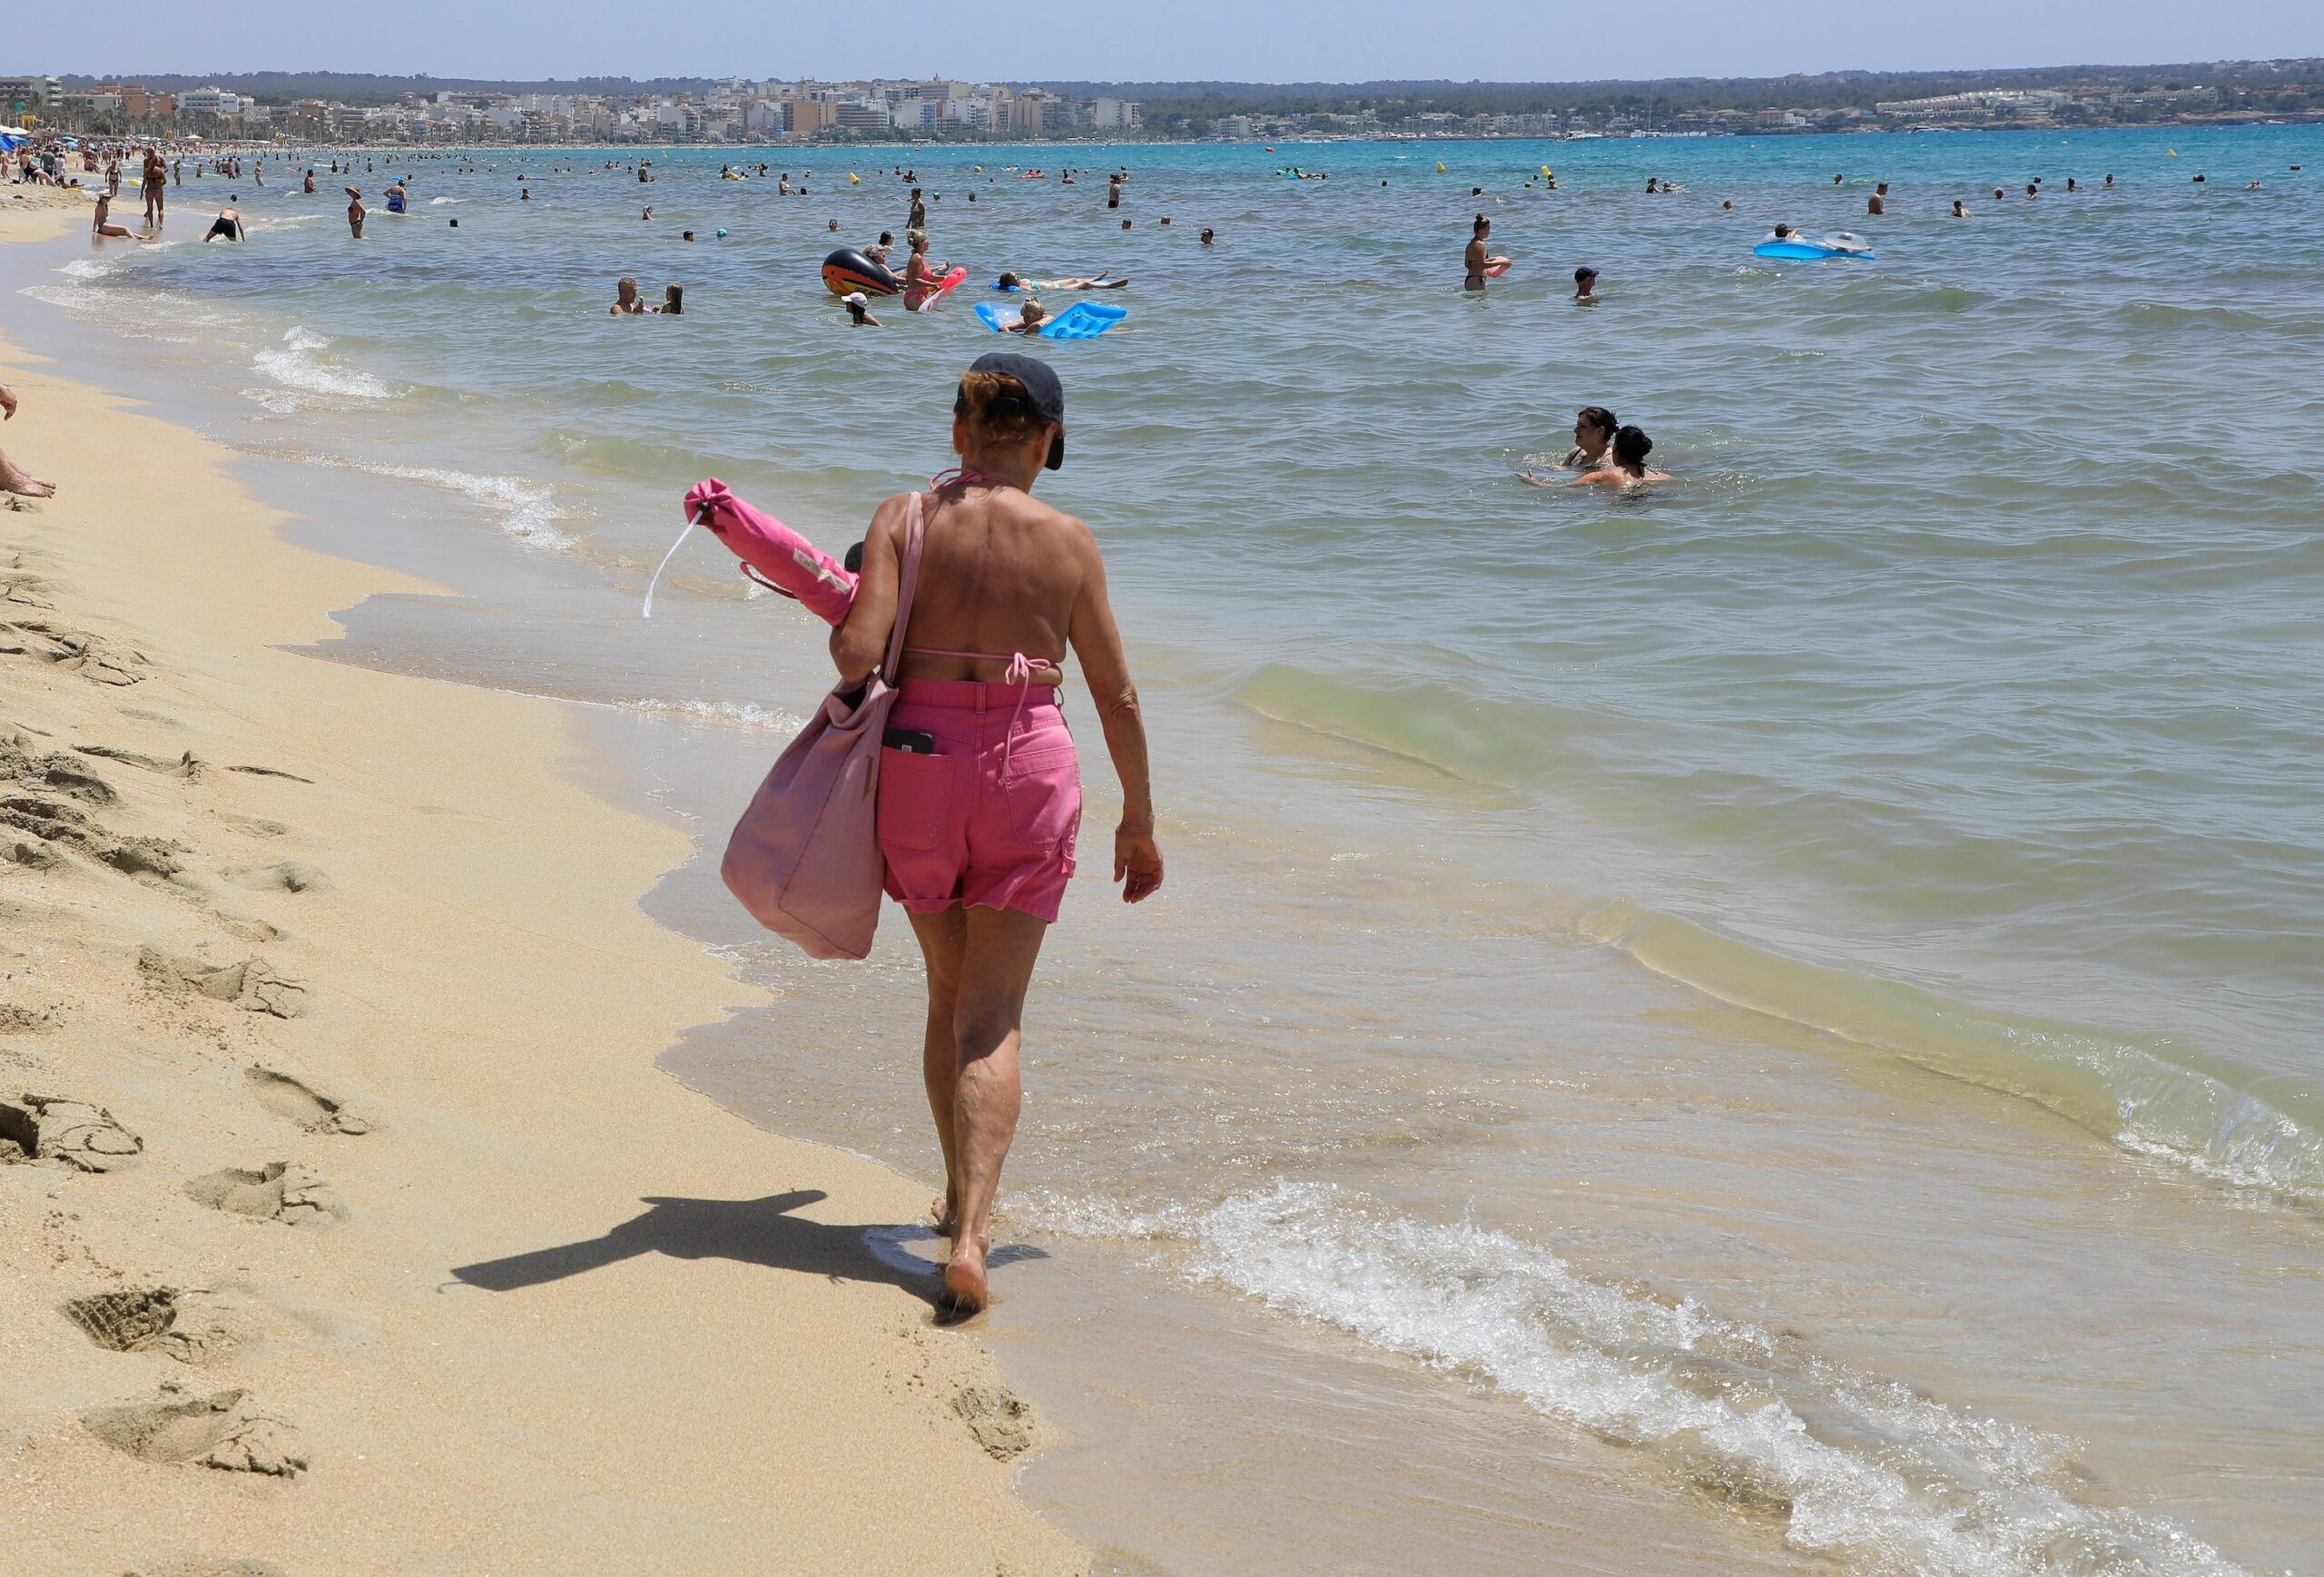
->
[[879, 491, 928, 683]]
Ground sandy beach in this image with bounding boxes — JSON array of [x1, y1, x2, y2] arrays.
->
[[0, 198, 1084, 1576]]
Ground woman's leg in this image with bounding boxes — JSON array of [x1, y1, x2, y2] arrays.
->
[[940, 904, 1049, 1315], [906, 906, 968, 1228]]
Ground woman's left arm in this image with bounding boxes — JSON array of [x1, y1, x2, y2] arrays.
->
[[830, 494, 908, 683]]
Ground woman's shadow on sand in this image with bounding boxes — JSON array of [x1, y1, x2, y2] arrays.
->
[[448, 1190, 1047, 1323]]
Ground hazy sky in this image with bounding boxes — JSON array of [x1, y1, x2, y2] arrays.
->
[[45, 0, 2319, 84]]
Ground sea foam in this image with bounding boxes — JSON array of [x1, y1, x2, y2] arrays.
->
[[1019, 1180, 2255, 1577]]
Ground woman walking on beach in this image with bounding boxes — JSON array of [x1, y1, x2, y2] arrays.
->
[[829, 352, 1163, 1318]]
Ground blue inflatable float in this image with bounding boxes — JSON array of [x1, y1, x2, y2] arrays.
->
[[974, 301, 1127, 340], [1753, 233, 1874, 261]]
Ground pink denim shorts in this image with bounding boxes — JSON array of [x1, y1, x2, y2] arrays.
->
[[876, 679, 1081, 923]]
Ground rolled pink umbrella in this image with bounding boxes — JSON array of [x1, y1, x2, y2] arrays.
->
[[648, 478, 859, 625]]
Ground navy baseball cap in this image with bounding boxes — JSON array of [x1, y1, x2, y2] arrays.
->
[[963, 351, 1066, 469]]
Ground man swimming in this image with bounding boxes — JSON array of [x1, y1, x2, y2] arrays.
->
[[611, 277, 648, 315], [1573, 266, 1599, 303]]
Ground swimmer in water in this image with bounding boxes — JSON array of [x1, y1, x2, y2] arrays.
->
[[1573, 266, 1599, 302], [902, 232, 952, 310], [1200, 228, 1216, 245], [866, 231, 895, 265], [202, 205, 245, 242], [1000, 270, 1128, 291], [843, 291, 883, 327], [1867, 182, 1888, 215], [611, 277, 648, 316], [344, 187, 365, 239], [1463, 215, 1508, 292], [1005, 300, 1050, 334], [1571, 425, 1669, 487], [1951, 198, 1971, 217], [1519, 406, 1618, 485]]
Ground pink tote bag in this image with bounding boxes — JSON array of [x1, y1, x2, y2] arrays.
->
[[720, 494, 925, 960]]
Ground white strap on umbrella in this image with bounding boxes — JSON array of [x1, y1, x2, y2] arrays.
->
[[640, 517, 696, 620]]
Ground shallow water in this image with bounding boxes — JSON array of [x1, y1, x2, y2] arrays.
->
[[12, 126, 2321, 1574]]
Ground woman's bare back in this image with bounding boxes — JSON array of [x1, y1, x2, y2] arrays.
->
[[853, 482, 1094, 686]]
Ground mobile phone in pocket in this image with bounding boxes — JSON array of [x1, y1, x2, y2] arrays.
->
[[882, 728, 938, 754]]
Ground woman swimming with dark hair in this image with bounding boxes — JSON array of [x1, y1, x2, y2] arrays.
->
[[1571, 425, 1670, 487], [1519, 407, 1620, 486]]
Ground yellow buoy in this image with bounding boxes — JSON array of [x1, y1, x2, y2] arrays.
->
[[1436, 162, 1446, 172], [848, 172, 860, 185], [2168, 149, 2179, 157]]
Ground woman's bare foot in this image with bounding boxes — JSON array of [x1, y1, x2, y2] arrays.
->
[[929, 1191, 958, 1237], [2, 456, 56, 498], [937, 1234, 989, 1322]]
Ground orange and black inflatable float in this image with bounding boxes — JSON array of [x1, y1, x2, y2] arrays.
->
[[821, 247, 902, 298]]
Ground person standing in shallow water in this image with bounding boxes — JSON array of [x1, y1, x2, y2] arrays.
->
[[829, 353, 1163, 1319], [1463, 215, 1508, 292]]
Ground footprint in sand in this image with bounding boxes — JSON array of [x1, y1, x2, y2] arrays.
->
[[225, 764, 313, 784], [950, 1384, 1035, 1460], [186, 1160, 344, 1225], [0, 619, 147, 685], [0, 1092, 143, 1171], [244, 1067, 371, 1136], [0, 1000, 60, 1033], [64, 1286, 251, 1365], [122, 1562, 288, 1577], [4, 738, 117, 803], [3, 796, 185, 880], [0, 569, 54, 609], [223, 861, 330, 894], [74, 743, 206, 781], [140, 950, 310, 1019], [83, 1384, 305, 1476]]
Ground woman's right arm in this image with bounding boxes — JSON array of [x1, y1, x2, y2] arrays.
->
[[830, 495, 907, 683], [1066, 527, 1163, 902]]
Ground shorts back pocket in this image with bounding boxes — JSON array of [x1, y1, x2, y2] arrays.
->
[[876, 748, 955, 854]]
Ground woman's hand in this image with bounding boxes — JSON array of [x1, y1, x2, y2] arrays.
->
[[1114, 823, 1163, 903]]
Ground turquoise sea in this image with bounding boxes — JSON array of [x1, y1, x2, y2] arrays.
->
[[11, 125, 2321, 1575]]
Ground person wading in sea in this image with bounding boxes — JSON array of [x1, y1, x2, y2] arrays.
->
[[829, 353, 1163, 1319]]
